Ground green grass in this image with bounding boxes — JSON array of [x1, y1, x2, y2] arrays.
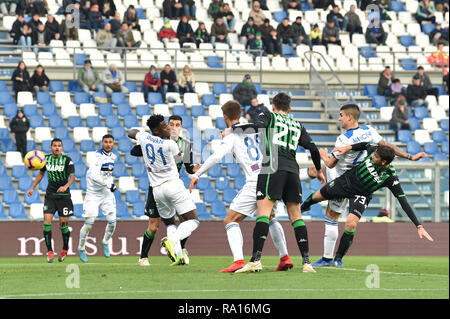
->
[[0, 256, 448, 299]]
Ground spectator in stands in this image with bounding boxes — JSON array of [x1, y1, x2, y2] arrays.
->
[[277, 18, 295, 47], [365, 19, 387, 45], [31, 23, 50, 55], [96, 22, 117, 51], [194, 21, 210, 47], [444, 69, 449, 94], [310, 23, 322, 46], [210, 16, 229, 45], [415, 66, 440, 98], [44, 14, 60, 42], [0, 0, 19, 16], [292, 16, 310, 47], [207, 0, 223, 20], [427, 42, 449, 69], [56, 0, 74, 15], [240, 17, 257, 48], [178, 65, 195, 94], [232, 74, 258, 107], [312, 0, 335, 9], [102, 64, 128, 97], [433, 0, 449, 13], [220, 3, 235, 32], [377, 0, 392, 21], [27, 0, 47, 16], [177, 14, 195, 46], [75, 0, 91, 29], [117, 22, 141, 51], [345, 4, 363, 42], [260, 18, 280, 56], [181, 0, 196, 19], [406, 75, 429, 108], [249, 31, 264, 57], [143, 65, 161, 102], [393, 93, 407, 107], [18, 24, 33, 51], [390, 99, 410, 140], [163, 0, 182, 19], [124, 4, 140, 32], [377, 66, 393, 96], [415, 0, 436, 28], [9, 108, 30, 158], [59, 11, 79, 42], [282, 0, 301, 11], [78, 59, 104, 95], [252, 0, 268, 10], [327, 5, 347, 30], [109, 10, 122, 35], [322, 18, 341, 47], [88, 3, 103, 32], [389, 78, 405, 104], [30, 64, 49, 96], [100, 0, 117, 18], [158, 18, 179, 44], [10, 14, 25, 45], [429, 23, 448, 46], [28, 12, 42, 32], [160, 64, 180, 101], [11, 61, 31, 99], [245, 97, 269, 122], [249, 1, 267, 27]]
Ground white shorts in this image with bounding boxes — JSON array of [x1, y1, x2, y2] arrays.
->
[[326, 167, 348, 214], [83, 190, 116, 219], [152, 179, 196, 219]]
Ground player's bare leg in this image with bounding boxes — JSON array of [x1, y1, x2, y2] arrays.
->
[[138, 217, 160, 266], [333, 213, 359, 267], [220, 210, 247, 272], [58, 216, 70, 262], [43, 214, 54, 263]]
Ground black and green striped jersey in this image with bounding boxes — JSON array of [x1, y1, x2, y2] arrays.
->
[[40, 154, 75, 198], [232, 109, 322, 174]]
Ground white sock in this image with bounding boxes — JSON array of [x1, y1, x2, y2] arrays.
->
[[170, 219, 200, 257], [102, 219, 116, 244], [323, 216, 339, 259], [269, 218, 288, 258], [78, 218, 95, 250], [166, 224, 181, 255], [225, 222, 244, 261]]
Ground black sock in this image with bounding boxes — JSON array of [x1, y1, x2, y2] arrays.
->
[[322, 257, 332, 262], [250, 216, 270, 262], [140, 229, 154, 259], [293, 219, 310, 264], [180, 237, 188, 250], [43, 223, 53, 252], [60, 225, 70, 250], [301, 192, 317, 212], [335, 229, 355, 260]]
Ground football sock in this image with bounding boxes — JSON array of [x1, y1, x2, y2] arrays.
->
[[166, 224, 181, 256], [269, 218, 288, 258], [301, 192, 318, 212], [225, 222, 244, 262], [102, 219, 116, 244], [78, 219, 94, 250], [180, 237, 188, 250], [335, 228, 356, 260], [250, 216, 270, 262], [323, 216, 339, 260], [171, 220, 200, 257], [140, 229, 154, 259], [43, 223, 53, 252], [292, 219, 310, 265], [60, 225, 70, 251]]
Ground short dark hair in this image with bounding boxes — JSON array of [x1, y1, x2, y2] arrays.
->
[[51, 138, 62, 146], [340, 104, 360, 121], [272, 92, 290, 112], [376, 145, 396, 164], [102, 134, 114, 141], [221, 100, 242, 121], [147, 114, 165, 131], [417, 66, 424, 70], [169, 114, 183, 124]]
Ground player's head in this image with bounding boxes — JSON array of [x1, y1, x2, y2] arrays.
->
[[339, 104, 360, 129], [221, 100, 241, 127], [272, 92, 291, 113], [147, 114, 170, 138], [169, 115, 183, 140], [102, 134, 114, 153], [50, 138, 63, 156], [372, 145, 395, 167]]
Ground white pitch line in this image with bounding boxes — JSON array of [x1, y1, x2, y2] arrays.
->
[[320, 266, 449, 278], [0, 288, 448, 298]]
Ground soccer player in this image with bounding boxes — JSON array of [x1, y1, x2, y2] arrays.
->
[[189, 100, 294, 273], [227, 92, 326, 273], [27, 138, 75, 263], [78, 134, 117, 263], [133, 115, 200, 266], [301, 143, 434, 265], [301, 104, 429, 267], [128, 114, 200, 266]]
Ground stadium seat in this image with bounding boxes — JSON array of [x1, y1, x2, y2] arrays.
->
[[86, 116, 102, 128], [54, 126, 69, 139], [172, 104, 187, 116], [191, 105, 205, 117], [9, 203, 27, 219], [215, 176, 230, 191], [281, 45, 296, 58], [18, 176, 33, 192], [223, 188, 237, 204], [406, 141, 421, 154], [24, 190, 41, 205], [154, 104, 170, 116], [74, 92, 90, 105], [5, 151, 23, 168], [147, 92, 164, 105], [432, 130, 447, 143], [117, 103, 132, 117], [196, 177, 212, 191], [29, 115, 44, 128], [0, 91, 13, 104], [423, 118, 439, 132], [105, 114, 121, 128], [211, 200, 227, 218], [2, 189, 19, 204], [414, 107, 429, 120], [423, 142, 439, 155], [98, 103, 114, 117], [433, 152, 448, 162], [23, 104, 38, 117], [17, 92, 35, 106], [80, 140, 96, 152], [126, 190, 142, 204], [414, 129, 433, 145], [203, 189, 219, 204], [442, 141, 449, 154], [42, 103, 57, 117], [273, 10, 287, 23], [49, 80, 64, 93], [208, 164, 224, 178], [399, 36, 415, 47], [380, 106, 394, 120], [400, 58, 416, 70], [181, 115, 193, 129], [124, 114, 139, 128], [118, 138, 133, 153], [364, 85, 378, 97], [398, 130, 413, 143], [68, 80, 83, 93], [133, 201, 146, 217], [390, 1, 406, 12], [372, 95, 387, 108], [3, 103, 18, 117], [408, 117, 421, 131], [125, 82, 138, 93], [196, 203, 211, 219], [131, 162, 146, 177], [36, 91, 52, 105], [215, 117, 226, 130], [129, 92, 146, 107], [213, 83, 227, 95], [0, 176, 13, 191], [112, 92, 126, 105], [422, 23, 436, 35], [440, 119, 449, 131], [204, 128, 221, 141], [74, 163, 88, 179], [67, 115, 83, 128], [202, 94, 216, 106], [12, 165, 28, 179]]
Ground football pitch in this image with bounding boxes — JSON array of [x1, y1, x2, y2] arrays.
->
[[0, 256, 448, 299]]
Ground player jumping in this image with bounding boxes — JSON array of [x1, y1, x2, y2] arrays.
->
[[27, 138, 75, 263], [78, 134, 117, 263]]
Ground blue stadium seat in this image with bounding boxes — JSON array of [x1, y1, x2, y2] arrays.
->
[[147, 92, 163, 105], [226, 163, 242, 178], [422, 23, 436, 35], [215, 176, 230, 190], [397, 130, 413, 143], [408, 117, 421, 131], [406, 141, 421, 154], [360, 46, 377, 58], [135, 7, 146, 19], [215, 117, 226, 129], [37, 91, 52, 105], [117, 103, 132, 117], [137, 176, 148, 192], [27, 139, 36, 151], [442, 141, 449, 154], [432, 130, 447, 143], [400, 58, 416, 70], [112, 126, 126, 140], [213, 83, 227, 95], [61, 138, 76, 152], [0, 80, 8, 91], [0, 176, 13, 191], [181, 115, 193, 128], [48, 114, 64, 128], [273, 10, 287, 23], [74, 53, 87, 66], [29, 114, 45, 128], [86, 115, 102, 128], [372, 95, 387, 108], [24, 190, 41, 204], [191, 105, 205, 117], [41, 140, 52, 152], [208, 164, 223, 178], [131, 162, 146, 177], [74, 163, 88, 178], [92, 92, 107, 101], [79, 177, 86, 191], [193, 138, 206, 153], [2, 189, 19, 204], [3, 103, 18, 117], [254, 83, 263, 94], [136, 104, 151, 117], [98, 103, 114, 117], [68, 80, 83, 93], [80, 140, 96, 152], [211, 200, 227, 218], [414, 107, 428, 120], [18, 176, 33, 192], [399, 35, 415, 47], [105, 114, 121, 128], [0, 91, 13, 104], [424, 141, 439, 154], [281, 45, 296, 58], [124, 81, 138, 93], [133, 201, 146, 217], [230, 83, 238, 93], [390, 1, 405, 12], [310, 205, 325, 219], [234, 175, 246, 189], [123, 114, 139, 128], [9, 203, 27, 219], [111, 92, 126, 106], [23, 104, 38, 117], [432, 85, 444, 96], [172, 104, 187, 116], [310, 179, 322, 191], [204, 128, 221, 141], [67, 115, 83, 128], [440, 118, 449, 131], [206, 56, 223, 68], [433, 152, 448, 161], [49, 80, 64, 93], [0, 163, 6, 176], [126, 190, 142, 204], [73, 204, 83, 218], [54, 126, 69, 139], [42, 103, 56, 117], [223, 188, 237, 204], [203, 189, 219, 203], [202, 94, 216, 106], [118, 138, 133, 153], [364, 85, 378, 97], [196, 177, 211, 191], [74, 92, 90, 105], [117, 202, 134, 219], [12, 165, 28, 179], [196, 203, 211, 219], [113, 162, 128, 177], [0, 204, 8, 219]]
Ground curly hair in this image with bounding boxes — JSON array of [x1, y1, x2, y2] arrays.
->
[[147, 114, 165, 131]]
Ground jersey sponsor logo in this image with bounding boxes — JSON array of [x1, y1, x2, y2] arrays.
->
[[257, 191, 264, 197], [351, 131, 372, 144], [46, 164, 65, 172], [365, 160, 386, 183]]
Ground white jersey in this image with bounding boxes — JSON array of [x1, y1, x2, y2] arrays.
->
[[86, 149, 117, 194], [194, 131, 262, 182], [331, 125, 383, 177], [136, 131, 180, 187]]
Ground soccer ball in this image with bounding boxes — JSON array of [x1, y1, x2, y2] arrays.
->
[[24, 150, 46, 170]]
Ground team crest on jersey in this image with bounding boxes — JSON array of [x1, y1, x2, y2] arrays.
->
[[251, 164, 260, 171]]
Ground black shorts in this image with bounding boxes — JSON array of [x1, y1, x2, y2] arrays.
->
[[145, 186, 160, 218], [43, 196, 74, 217], [256, 170, 302, 203]]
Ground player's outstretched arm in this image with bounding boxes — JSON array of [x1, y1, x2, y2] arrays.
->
[[319, 147, 338, 168], [379, 140, 430, 161], [127, 129, 140, 140], [27, 171, 45, 197]]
